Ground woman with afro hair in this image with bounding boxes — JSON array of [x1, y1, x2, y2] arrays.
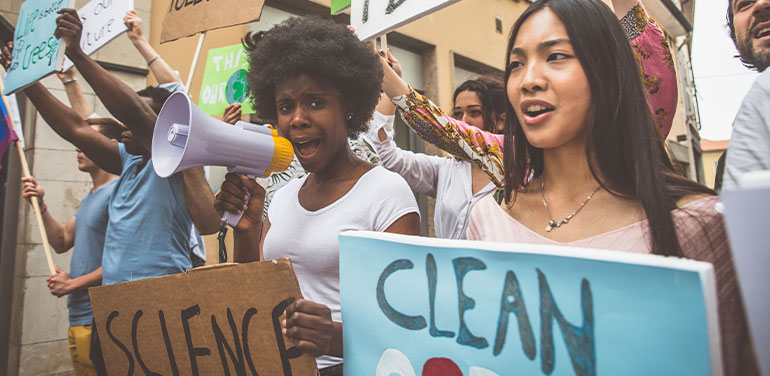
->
[[214, 16, 421, 374]]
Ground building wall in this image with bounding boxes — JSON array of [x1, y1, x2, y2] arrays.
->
[[702, 149, 725, 189], [1, 0, 153, 374]]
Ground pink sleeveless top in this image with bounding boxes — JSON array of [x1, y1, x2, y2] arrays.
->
[[468, 195, 755, 375]]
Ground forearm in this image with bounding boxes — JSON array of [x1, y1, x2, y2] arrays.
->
[[130, 37, 178, 84], [40, 208, 69, 253], [327, 322, 343, 358], [67, 49, 156, 147], [61, 80, 95, 119], [69, 267, 102, 292], [392, 88, 506, 187], [24, 83, 90, 143], [233, 226, 261, 263], [182, 168, 221, 235]]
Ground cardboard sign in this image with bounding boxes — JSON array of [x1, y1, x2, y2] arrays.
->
[[2, 0, 76, 95], [61, 0, 134, 71], [722, 176, 770, 375], [331, 0, 351, 15], [198, 44, 255, 116], [350, 0, 462, 42], [161, 0, 265, 43], [89, 259, 319, 375], [339, 232, 722, 376]]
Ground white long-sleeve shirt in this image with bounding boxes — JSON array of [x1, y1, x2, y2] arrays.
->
[[367, 111, 496, 239]]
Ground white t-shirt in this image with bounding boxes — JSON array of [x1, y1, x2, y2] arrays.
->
[[263, 166, 419, 369]]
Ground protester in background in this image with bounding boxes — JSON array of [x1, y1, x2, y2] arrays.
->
[[722, 0, 770, 188], [20, 119, 121, 376], [214, 17, 420, 375], [375, 0, 678, 189], [386, 0, 758, 373], [369, 64, 504, 239]]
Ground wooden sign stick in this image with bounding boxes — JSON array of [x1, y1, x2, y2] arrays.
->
[[0, 91, 56, 275], [185, 32, 207, 95], [379, 33, 388, 53]]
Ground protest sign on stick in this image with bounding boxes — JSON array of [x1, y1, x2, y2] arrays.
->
[[61, 0, 134, 71], [3, 0, 76, 95], [0, 77, 55, 274], [161, 0, 265, 43], [350, 0, 462, 42], [340, 231, 722, 375], [198, 44, 255, 116], [89, 259, 319, 375]]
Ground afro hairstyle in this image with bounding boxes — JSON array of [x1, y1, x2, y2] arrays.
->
[[242, 16, 383, 138]]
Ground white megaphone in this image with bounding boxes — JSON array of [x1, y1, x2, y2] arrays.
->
[[152, 92, 294, 227]]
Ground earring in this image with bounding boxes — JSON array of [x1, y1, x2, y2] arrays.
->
[[346, 113, 353, 120]]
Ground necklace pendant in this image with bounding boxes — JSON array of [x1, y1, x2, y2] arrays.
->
[[546, 224, 553, 232]]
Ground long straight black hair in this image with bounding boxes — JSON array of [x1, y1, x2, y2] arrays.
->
[[502, 0, 714, 256]]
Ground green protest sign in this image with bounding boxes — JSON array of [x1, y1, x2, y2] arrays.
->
[[198, 44, 255, 116], [331, 0, 351, 15]]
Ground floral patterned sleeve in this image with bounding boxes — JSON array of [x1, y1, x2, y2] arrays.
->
[[392, 2, 676, 186], [392, 88, 505, 187], [621, 1, 678, 137]]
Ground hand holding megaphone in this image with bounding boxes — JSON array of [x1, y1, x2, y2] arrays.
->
[[214, 173, 265, 231], [152, 92, 294, 227]]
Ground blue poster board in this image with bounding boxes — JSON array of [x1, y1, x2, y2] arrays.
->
[[3, 0, 74, 95], [339, 232, 720, 376]]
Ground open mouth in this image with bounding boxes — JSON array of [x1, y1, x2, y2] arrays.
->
[[293, 138, 321, 158], [523, 104, 555, 117]]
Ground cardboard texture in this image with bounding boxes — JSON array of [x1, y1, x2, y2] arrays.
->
[[161, 0, 265, 43], [3, 0, 76, 95], [89, 259, 320, 375], [339, 231, 722, 376]]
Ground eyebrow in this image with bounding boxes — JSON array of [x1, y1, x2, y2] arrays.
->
[[510, 38, 571, 56], [454, 105, 482, 109]]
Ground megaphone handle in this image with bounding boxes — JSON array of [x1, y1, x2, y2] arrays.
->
[[221, 174, 255, 228]]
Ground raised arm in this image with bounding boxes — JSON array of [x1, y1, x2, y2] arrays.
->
[[57, 8, 157, 152], [2, 42, 121, 174], [56, 68, 95, 119], [124, 10, 179, 85], [369, 98, 444, 196], [378, 49, 506, 187], [616, 0, 678, 136]]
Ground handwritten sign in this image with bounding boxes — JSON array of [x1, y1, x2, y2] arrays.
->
[[161, 0, 265, 43], [2, 0, 76, 95], [339, 232, 722, 375], [350, 0, 462, 42], [61, 0, 134, 71], [198, 44, 255, 116], [88, 259, 319, 375]]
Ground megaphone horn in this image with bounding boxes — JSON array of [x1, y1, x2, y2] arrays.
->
[[152, 92, 294, 227]]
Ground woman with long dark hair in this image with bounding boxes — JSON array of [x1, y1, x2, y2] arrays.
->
[[377, 0, 755, 374]]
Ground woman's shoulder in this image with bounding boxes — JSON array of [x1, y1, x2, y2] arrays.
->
[[672, 195, 728, 259], [366, 165, 414, 190]]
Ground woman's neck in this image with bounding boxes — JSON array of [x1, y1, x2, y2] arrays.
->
[[540, 141, 600, 196], [312, 142, 367, 184]]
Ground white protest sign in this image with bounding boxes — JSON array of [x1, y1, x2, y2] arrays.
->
[[62, 0, 134, 71], [351, 0, 462, 42], [721, 172, 770, 376]]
